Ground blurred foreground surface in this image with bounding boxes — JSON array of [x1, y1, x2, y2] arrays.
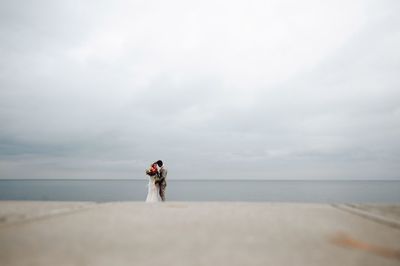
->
[[0, 201, 400, 266]]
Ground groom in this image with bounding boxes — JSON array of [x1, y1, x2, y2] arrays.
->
[[155, 160, 167, 201]]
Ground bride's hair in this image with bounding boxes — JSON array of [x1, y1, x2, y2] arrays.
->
[[156, 160, 163, 167]]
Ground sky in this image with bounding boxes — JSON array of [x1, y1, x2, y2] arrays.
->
[[0, 0, 399, 180]]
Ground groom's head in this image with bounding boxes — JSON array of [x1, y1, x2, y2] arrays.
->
[[156, 160, 163, 167]]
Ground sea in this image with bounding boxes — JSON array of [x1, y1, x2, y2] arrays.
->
[[1, 179, 400, 202]]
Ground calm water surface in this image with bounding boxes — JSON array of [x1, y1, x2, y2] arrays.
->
[[0, 179, 399, 203]]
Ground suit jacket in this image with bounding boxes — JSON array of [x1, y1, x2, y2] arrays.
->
[[157, 166, 168, 185]]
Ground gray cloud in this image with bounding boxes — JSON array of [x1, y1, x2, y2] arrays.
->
[[1, 0, 400, 179]]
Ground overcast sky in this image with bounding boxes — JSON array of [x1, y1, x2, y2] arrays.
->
[[1, 0, 399, 180]]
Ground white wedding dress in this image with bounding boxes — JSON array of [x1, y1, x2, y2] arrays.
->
[[146, 175, 161, 202]]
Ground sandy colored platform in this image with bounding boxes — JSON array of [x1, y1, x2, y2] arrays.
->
[[0, 201, 400, 266]]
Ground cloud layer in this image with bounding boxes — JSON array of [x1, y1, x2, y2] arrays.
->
[[1, 0, 399, 179]]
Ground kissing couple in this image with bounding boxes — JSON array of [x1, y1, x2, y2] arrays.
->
[[145, 160, 168, 202]]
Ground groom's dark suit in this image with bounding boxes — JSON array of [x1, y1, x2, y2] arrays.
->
[[155, 166, 167, 201]]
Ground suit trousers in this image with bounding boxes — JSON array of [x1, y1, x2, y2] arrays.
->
[[156, 181, 167, 201]]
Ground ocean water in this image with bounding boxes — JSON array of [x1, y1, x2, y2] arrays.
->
[[0, 179, 399, 203]]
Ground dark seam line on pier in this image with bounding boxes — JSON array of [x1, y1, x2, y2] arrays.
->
[[332, 204, 400, 230]]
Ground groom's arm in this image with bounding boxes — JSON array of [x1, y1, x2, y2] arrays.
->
[[159, 168, 167, 182]]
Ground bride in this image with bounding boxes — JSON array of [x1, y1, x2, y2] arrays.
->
[[145, 163, 161, 202]]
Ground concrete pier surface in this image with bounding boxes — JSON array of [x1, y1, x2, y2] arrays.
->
[[1, 201, 400, 266]]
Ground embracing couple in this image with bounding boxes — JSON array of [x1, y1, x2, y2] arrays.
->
[[145, 160, 168, 202]]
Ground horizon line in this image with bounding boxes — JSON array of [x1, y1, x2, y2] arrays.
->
[[0, 178, 399, 181]]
